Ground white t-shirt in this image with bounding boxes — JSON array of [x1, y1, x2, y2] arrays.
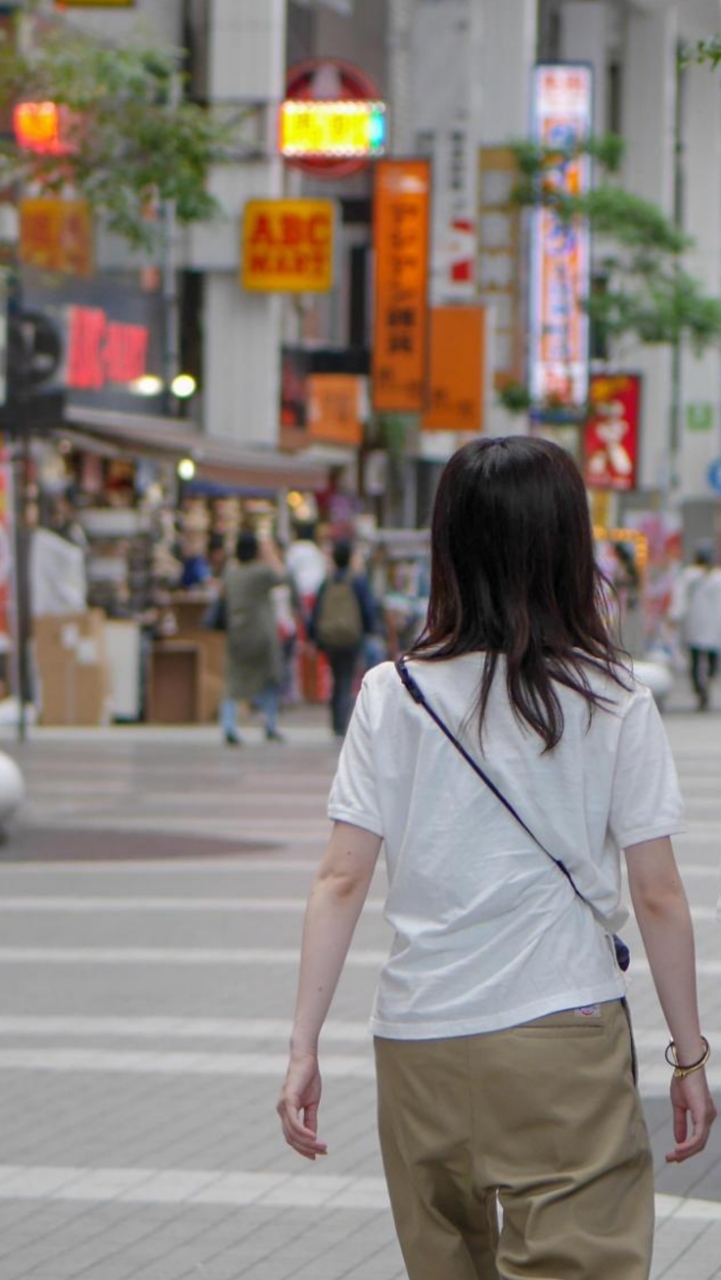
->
[[285, 541, 328, 600], [328, 655, 685, 1040]]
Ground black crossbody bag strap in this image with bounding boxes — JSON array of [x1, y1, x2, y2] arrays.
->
[[395, 657, 632, 974]]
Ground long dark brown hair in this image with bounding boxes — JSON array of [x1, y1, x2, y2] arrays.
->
[[410, 436, 629, 750]]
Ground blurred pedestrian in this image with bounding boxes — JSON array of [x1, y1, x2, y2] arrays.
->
[[610, 540, 644, 657], [670, 543, 721, 710], [279, 437, 715, 1280], [207, 532, 228, 582], [286, 522, 328, 621], [310, 538, 376, 737], [273, 565, 304, 706], [220, 531, 286, 745]]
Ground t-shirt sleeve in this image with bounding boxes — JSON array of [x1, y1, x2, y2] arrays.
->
[[609, 685, 685, 849], [327, 678, 384, 837]]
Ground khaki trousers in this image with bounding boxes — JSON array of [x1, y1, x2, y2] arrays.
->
[[375, 999, 653, 1280]]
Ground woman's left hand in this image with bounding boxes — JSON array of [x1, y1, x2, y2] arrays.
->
[[278, 1053, 327, 1160]]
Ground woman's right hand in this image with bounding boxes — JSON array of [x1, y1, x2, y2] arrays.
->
[[277, 1052, 327, 1161], [666, 1070, 717, 1163]]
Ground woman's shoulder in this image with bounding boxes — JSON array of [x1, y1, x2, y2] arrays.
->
[[573, 654, 655, 720], [360, 660, 399, 699]]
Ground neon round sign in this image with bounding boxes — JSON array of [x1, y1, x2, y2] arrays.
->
[[281, 59, 387, 179]]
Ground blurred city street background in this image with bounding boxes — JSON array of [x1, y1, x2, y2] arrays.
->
[[0, 0, 721, 1276]]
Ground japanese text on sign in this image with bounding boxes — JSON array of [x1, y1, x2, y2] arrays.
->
[[529, 65, 592, 408], [372, 159, 431, 413], [280, 101, 387, 158], [66, 307, 149, 390], [242, 199, 335, 293]]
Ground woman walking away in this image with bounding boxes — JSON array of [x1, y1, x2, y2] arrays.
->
[[220, 531, 286, 744], [278, 437, 715, 1280]]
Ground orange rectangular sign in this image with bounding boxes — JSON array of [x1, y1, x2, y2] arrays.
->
[[242, 199, 335, 293], [422, 307, 486, 433], [19, 198, 93, 277], [372, 159, 430, 412], [308, 375, 364, 446]]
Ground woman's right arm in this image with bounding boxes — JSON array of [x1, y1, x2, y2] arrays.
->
[[625, 835, 717, 1162]]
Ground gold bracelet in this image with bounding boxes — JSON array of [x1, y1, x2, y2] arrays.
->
[[664, 1036, 711, 1078]]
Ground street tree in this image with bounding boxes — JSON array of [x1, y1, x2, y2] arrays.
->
[[0, 18, 231, 251]]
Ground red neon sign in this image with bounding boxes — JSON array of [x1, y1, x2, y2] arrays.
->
[[66, 306, 149, 390]]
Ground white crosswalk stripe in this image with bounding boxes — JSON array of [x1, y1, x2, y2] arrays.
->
[[0, 1163, 714, 1217]]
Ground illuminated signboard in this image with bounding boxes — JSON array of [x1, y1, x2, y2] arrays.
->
[[13, 102, 71, 155], [584, 373, 641, 491], [529, 64, 592, 409], [280, 100, 387, 159], [66, 307, 149, 390], [283, 60, 385, 179], [241, 199, 335, 293]]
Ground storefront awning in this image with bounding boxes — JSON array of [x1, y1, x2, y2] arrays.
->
[[63, 404, 333, 492]]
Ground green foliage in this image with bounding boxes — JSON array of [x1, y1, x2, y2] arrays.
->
[[0, 22, 232, 250], [379, 414, 413, 459], [504, 134, 721, 412], [498, 382, 533, 414], [680, 35, 721, 69]]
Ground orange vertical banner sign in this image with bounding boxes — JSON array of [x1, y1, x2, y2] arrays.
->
[[372, 158, 431, 412], [422, 306, 486, 433]]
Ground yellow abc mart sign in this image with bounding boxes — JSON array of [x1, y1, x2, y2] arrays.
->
[[241, 199, 335, 293]]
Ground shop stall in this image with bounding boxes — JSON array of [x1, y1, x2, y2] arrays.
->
[[30, 406, 332, 726]]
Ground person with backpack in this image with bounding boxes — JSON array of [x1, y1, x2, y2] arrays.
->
[[279, 437, 715, 1280], [310, 539, 376, 737]]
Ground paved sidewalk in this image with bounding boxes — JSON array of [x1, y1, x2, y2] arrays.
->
[[0, 698, 718, 1279]]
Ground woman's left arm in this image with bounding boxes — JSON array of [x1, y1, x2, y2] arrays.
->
[[278, 821, 382, 1159]]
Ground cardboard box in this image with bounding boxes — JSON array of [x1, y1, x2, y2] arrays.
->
[[75, 663, 110, 726], [37, 650, 76, 726], [34, 610, 111, 726]]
